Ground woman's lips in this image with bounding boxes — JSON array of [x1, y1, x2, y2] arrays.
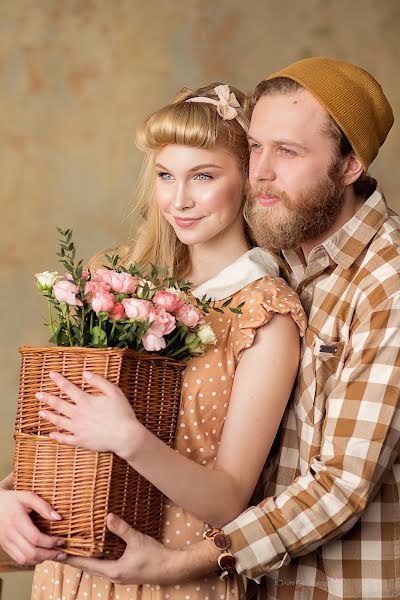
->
[[258, 195, 280, 207], [174, 217, 203, 228]]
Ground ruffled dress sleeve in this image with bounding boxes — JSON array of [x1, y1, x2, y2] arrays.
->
[[232, 276, 307, 356]]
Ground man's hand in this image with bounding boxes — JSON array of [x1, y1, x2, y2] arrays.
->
[[61, 513, 220, 585]]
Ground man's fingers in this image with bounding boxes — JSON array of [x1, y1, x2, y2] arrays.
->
[[106, 513, 136, 544], [61, 555, 115, 579]]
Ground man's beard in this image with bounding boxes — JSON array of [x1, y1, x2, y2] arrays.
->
[[246, 161, 345, 253]]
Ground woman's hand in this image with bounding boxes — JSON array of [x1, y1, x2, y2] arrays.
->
[[37, 371, 140, 456], [0, 488, 66, 566]]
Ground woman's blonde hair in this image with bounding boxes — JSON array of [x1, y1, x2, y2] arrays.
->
[[112, 83, 250, 277]]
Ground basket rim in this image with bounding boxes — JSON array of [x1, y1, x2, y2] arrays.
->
[[18, 345, 186, 366]]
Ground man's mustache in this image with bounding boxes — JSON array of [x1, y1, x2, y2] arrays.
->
[[248, 184, 290, 204]]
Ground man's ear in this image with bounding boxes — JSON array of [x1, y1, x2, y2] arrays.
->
[[341, 153, 364, 186]]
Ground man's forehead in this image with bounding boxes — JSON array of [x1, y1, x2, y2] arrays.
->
[[249, 89, 329, 135]]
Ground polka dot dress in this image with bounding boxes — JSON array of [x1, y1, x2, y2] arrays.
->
[[32, 276, 306, 600]]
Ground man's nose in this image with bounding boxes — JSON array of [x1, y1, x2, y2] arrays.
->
[[250, 151, 276, 182], [172, 183, 195, 210]]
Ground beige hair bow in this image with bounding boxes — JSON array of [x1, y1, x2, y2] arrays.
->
[[186, 85, 247, 130]]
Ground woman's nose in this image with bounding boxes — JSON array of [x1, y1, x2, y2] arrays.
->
[[172, 183, 195, 210]]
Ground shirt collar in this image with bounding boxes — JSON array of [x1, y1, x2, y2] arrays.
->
[[283, 187, 388, 272], [191, 247, 280, 301]]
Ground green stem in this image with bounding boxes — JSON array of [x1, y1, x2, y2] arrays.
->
[[63, 304, 74, 346], [47, 299, 56, 336], [109, 320, 116, 344]]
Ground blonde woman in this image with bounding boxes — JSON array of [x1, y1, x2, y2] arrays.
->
[[0, 83, 306, 599]]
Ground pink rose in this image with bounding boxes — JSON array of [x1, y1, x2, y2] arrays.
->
[[122, 298, 153, 320], [149, 306, 176, 336], [175, 303, 203, 327], [91, 287, 115, 313], [93, 268, 138, 294], [84, 281, 110, 303], [142, 332, 166, 352], [152, 290, 184, 313], [109, 303, 126, 320], [53, 280, 83, 306]]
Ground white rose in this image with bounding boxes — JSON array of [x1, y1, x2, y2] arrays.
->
[[35, 271, 59, 290], [166, 287, 189, 303], [185, 331, 204, 356], [136, 278, 156, 298], [197, 323, 217, 346]]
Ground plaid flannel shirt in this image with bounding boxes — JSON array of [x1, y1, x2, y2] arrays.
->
[[224, 187, 400, 599]]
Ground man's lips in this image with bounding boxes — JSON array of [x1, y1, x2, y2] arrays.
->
[[257, 195, 281, 207], [173, 216, 203, 228]]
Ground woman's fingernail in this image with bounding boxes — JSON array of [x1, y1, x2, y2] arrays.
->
[[56, 553, 67, 560], [36, 392, 44, 400], [56, 539, 65, 547], [83, 370, 93, 379], [50, 510, 62, 520], [39, 411, 46, 417]]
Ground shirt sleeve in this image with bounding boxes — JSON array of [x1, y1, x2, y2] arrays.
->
[[224, 293, 400, 580]]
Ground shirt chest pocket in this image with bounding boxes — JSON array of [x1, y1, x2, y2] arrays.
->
[[296, 327, 345, 426]]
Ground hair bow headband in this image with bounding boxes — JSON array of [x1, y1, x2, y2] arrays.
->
[[186, 85, 247, 130]]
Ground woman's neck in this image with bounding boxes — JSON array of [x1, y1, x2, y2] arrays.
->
[[187, 225, 250, 289]]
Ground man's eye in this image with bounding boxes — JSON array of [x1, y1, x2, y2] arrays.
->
[[194, 173, 212, 180], [279, 147, 296, 156], [157, 172, 174, 180]]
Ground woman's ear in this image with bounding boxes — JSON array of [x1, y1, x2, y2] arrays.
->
[[341, 153, 364, 186]]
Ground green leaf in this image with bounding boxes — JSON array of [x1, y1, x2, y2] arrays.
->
[[222, 298, 232, 307]]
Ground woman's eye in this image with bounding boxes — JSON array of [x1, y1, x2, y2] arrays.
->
[[249, 143, 261, 151], [157, 172, 174, 180], [194, 173, 212, 180]]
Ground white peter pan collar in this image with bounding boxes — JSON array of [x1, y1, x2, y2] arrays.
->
[[191, 247, 280, 301]]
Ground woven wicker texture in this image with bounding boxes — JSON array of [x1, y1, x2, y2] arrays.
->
[[13, 346, 185, 558]]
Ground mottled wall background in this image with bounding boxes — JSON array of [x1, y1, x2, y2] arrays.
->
[[1, 0, 399, 596]]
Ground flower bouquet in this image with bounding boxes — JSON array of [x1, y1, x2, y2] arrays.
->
[[13, 229, 239, 558]]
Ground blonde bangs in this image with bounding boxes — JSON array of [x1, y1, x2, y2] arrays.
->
[[136, 102, 220, 152]]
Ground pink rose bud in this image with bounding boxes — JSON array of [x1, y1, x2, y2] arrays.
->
[[53, 280, 83, 306], [122, 298, 153, 320], [142, 332, 166, 352], [93, 268, 138, 294], [91, 287, 115, 313], [176, 303, 203, 327], [149, 306, 176, 336], [153, 290, 184, 313], [108, 302, 126, 320]]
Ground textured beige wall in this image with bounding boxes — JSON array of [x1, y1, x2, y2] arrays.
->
[[1, 1, 399, 597]]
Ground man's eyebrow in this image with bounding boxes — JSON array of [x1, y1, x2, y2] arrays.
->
[[247, 135, 308, 151]]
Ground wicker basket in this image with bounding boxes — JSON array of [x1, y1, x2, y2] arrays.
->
[[13, 346, 185, 559]]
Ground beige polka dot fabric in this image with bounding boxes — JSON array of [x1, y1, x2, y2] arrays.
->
[[32, 276, 306, 600]]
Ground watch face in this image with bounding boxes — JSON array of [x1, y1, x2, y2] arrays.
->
[[219, 553, 236, 571], [214, 533, 230, 551]]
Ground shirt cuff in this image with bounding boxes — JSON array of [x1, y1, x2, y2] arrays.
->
[[224, 501, 290, 581]]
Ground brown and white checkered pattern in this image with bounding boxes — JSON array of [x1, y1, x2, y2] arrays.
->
[[224, 188, 400, 599]]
